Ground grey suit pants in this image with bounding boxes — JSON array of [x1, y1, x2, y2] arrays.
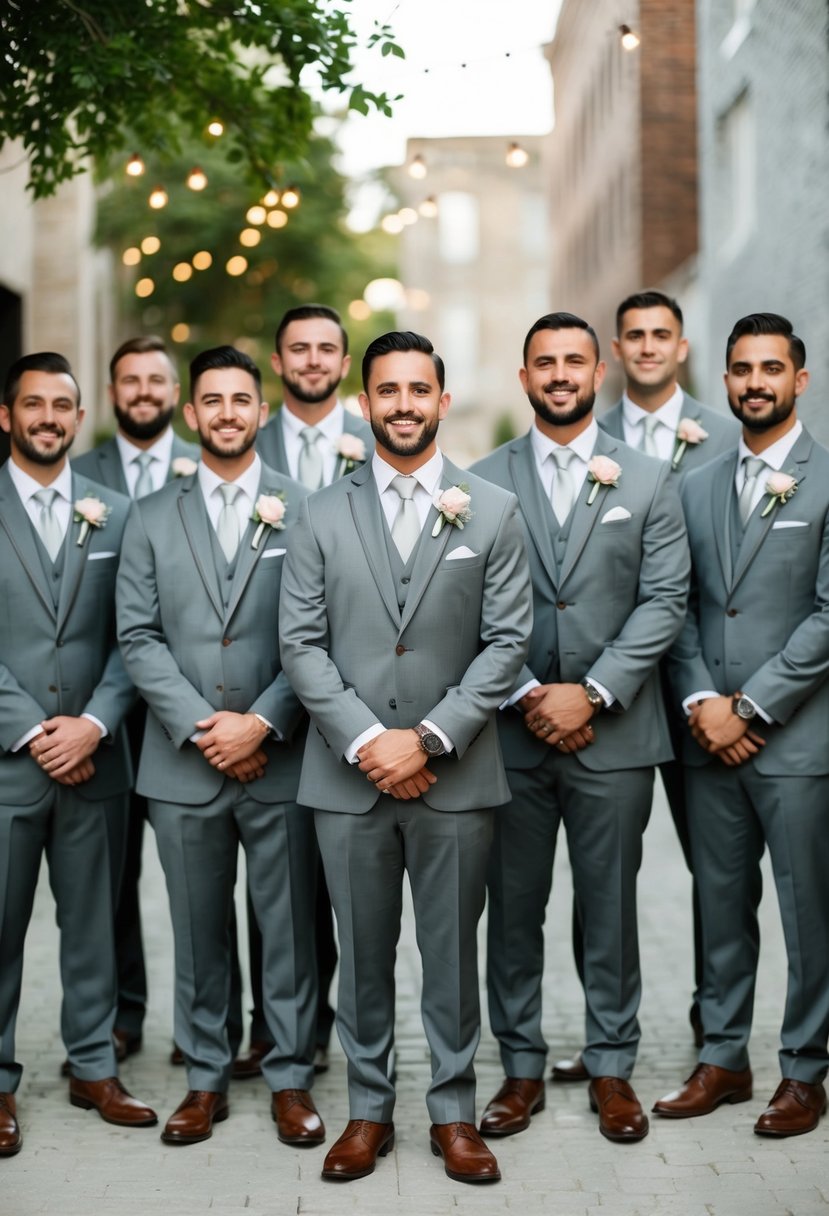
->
[[150, 786, 318, 1093], [0, 785, 126, 1091], [315, 798, 493, 1124], [687, 764, 829, 1082], [487, 755, 653, 1080]]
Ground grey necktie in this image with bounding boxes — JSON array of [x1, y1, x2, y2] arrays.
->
[[641, 415, 660, 458], [390, 474, 420, 562], [298, 426, 324, 490], [551, 447, 576, 525], [33, 488, 63, 561], [133, 451, 155, 499], [738, 455, 765, 528], [217, 483, 241, 561]]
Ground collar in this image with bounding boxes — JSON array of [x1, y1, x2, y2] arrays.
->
[[280, 400, 345, 443], [737, 419, 803, 472], [8, 457, 74, 506], [116, 426, 174, 468], [531, 417, 598, 466], [197, 453, 262, 502], [371, 447, 444, 497], [621, 384, 684, 430]]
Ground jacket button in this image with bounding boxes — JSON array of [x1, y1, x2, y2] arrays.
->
[[556, 600, 567, 610], [726, 609, 738, 618], [48, 684, 57, 692], [222, 637, 232, 646], [395, 644, 406, 656], [389, 698, 397, 709], [216, 684, 224, 692], [401, 576, 410, 585]]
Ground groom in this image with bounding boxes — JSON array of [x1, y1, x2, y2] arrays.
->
[[280, 331, 531, 1184]]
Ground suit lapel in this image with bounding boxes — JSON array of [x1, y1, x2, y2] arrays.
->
[[558, 431, 619, 590], [177, 478, 224, 620], [397, 465, 457, 635], [97, 440, 130, 495], [224, 475, 273, 626], [508, 436, 559, 590], [347, 464, 401, 628], [598, 401, 625, 439], [56, 475, 93, 636], [0, 465, 56, 619], [730, 433, 812, 595], [711, 452, 737, 589]]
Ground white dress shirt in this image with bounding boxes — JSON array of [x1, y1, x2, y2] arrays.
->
[[7, 458, 107, 749], [620, 385, 684, 460], [116, 427, 174, 497], [344, 448, 454, 764], [280, 401, 348, 486]]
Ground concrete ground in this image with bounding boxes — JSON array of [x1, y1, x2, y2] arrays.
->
[[4, 779, 828, 1216]]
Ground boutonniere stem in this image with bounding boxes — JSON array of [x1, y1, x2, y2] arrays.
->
[[586, 456, 622, 505], [672, 418, 709, 469], [74, 496, 111, 546]]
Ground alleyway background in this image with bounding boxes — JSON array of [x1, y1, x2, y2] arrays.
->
[[5, 780, 828, 1216]]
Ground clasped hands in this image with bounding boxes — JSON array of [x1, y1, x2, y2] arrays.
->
[[687, 696, 765, 767], [520, 683, 596, 752], [194, 710, 270, 783], [29, 715, 101, 785], [357, 728, 438, 800]]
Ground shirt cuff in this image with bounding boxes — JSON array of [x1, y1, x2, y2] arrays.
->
[[345, 723, 385, 764], [682, 690, 719, 716], [740, 694, 772, 725], [253, 712, 281, 741], [421, 718, 455, 755], [585, 678, 615, 709], [11, 724, 44, 753], [82, 713, 108, 740], [501, 679, 540, 710]]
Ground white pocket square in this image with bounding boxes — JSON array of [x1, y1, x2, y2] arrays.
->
[[446, 545, 479, 561], [772, 520, 808, 529], [600, 506, 632, 523], [261, 547, 287, 558], [88, 550, 116, 560]]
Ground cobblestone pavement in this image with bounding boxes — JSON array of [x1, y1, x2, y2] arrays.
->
[[4, 779, 828, 1216]]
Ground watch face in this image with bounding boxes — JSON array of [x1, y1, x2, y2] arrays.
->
[[420, 732, 444, 755], [736, 697, 755, 720]]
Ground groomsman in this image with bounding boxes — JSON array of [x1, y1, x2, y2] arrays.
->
[[472, 312, 689, 1143], [0, 353, 156, 1157], [280, 331, 531, 1183], [73, 336, 200, 1061], [655, 313, 829, 1137], [550, 293, 740, 1082], [241, 304, 373, 1079], [117, 346, 322, 1147]]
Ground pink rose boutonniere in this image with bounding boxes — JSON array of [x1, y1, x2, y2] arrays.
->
[[672, 417, 709, 469], [761, 471, 797, 517], [334, 433, 367, 475], [74, 495, 111, 547], [251, 492, 286, 549], [432, 484, 473, 537], [586, 456, 621, 505], [171, 456, 198, 477]]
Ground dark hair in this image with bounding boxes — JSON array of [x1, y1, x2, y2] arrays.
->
[[615, 290, 683, 334], [725, 313, 806, 371], [109, 334, 177, 383], [523, 312, 600, 363], [189, 346, 263, 401], [274, 304, 349, 356], [3, 351, 81, 409], [361, 331, 445, 392]]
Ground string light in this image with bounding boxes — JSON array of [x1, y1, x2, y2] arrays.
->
[[135, 278, 155, 298], [505, 141, 529, 168], [381, 214, 404, 234], [192, 251, 213, 270], [148, 186, 168, 209], [140, 236, 161, 254], [239, 228, 262, 248], [262, 190, 280, 206], [186, 166, 208, 191], [226, 255, 248, 276], [619, 24, 641, 50], [418, 197, 438, 218], [407, 153, 427, 180], [207, 119, 224, 137], [266, 209, 288, 229], [171, 323, 191, 343], [246, 205, 267, 225], [348, 300, 372, 321], [126, 153, 145, 177], [172, 262, 193, 282], [122, 247, 141, 266], [398, 207, 418, 225], [281, 185, 301, 209]]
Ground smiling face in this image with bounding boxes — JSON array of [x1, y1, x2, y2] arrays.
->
[[184, 367, 267, 472], [612, 305, 688, 406], [359, 349, 450, 472], [109, 349, 180, 441], [0, 369, 83, 473], [271, 317, 351, 413], [725, 333, 808, 437], [520, 326, 605, 438]]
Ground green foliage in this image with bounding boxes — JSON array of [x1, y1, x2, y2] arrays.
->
[[0, 1, 402, 198], [95, 128, 397, 398], [492, 412, 518, 448]]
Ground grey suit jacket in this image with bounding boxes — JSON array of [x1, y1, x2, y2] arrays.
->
[[72, 433, 200, 496], [0, 466, 133, 803], [256, 407, 374, 480], [667, 428, 829, 775], [116, 463, 309, 805], [472, 428, 690, 773], [279, 457, 532, 813], [599, 393, 739, 479]]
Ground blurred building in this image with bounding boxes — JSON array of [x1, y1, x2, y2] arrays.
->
[[391, 135, 549, 463], [0, 143, 115, 457]]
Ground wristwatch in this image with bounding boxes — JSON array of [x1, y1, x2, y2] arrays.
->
[[731, 693, 757, 721], [580, 680, 605, 715], [413, 723, 446, 756]]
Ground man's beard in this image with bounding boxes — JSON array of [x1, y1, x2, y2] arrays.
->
[[370, 412, 439, 459], [15, 426, 74, 465], [527, 383, 596, 428], [282, 368, 342, 406], [728, 391, 795, 433], [198, 424, 258, 461], [114, 401, 174, 441]]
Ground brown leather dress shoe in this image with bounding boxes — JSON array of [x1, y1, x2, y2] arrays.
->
[[231, 1039, 272, 1080], [479, 1077, 545, 1137], [321, 1119, 394, 1181], [0, 1093, 22, 1157], [653, 1063, 752, 1118], [754, 1079, 827, 1138], [169, 1043, 185, 1067], [271, 1089, 325, 1145], [551, 1050, 589, 1083], [161, 1091, 229, 1145], [430, 1122, 501, 1183], [69, 1077, 157, 1127], [588, 1077, 649, 1142]]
